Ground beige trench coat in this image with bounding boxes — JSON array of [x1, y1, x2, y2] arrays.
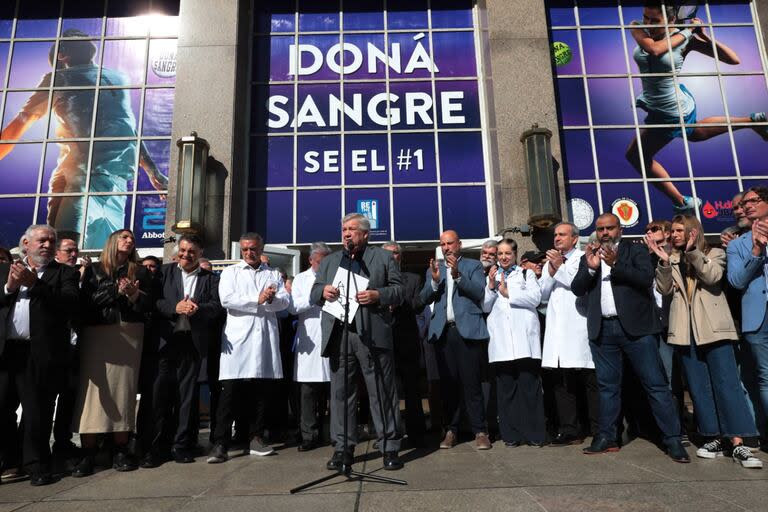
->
[[655, 247, 737, 346]]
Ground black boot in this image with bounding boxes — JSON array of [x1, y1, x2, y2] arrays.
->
[[72, 449, 95, 478]]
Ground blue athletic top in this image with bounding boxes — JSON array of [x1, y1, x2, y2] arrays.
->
[[633, 29, 695, 119]]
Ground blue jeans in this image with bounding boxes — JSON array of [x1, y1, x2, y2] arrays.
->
[[744, 311, 768, 435], [677, 340, 758, 438], [590, 318, 681, 444]]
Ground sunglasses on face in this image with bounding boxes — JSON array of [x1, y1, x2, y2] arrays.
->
[[645, 226, 662, 233]]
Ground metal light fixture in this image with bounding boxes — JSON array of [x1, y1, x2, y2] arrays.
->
[[521, 124, 561, 229], [173, 131, 209, 235]]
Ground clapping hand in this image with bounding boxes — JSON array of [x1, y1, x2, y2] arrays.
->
[[259, 284, 277, 304], [752, 219, 768, 256], [488, 265, 498, 290], [644, 233, 669, 263], [118, 277, 140, 300], [585, 242, 601, 270], [546, 249, 564, 276], [685, 228, 699, 252], [599, 244, 617, 267], [175, 294, 199, 316], [6, 262, 36, 292], [498, 272, 508, 298], [429, 258, 440, 283], [720, 230, 737, 248], [445, 254, 459, 279]]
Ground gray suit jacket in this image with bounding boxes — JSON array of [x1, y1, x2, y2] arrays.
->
[[419, 257, 489, 343], [310, 245, 403, 356]]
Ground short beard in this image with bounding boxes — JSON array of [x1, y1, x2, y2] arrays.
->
[[28, 253, 53, 267], [480, 259, 494, 270]]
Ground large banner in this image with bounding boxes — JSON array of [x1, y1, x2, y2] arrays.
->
[[249, 0, 493, 244], [547, 0, 768, 235], [0, 1, 177, 250]]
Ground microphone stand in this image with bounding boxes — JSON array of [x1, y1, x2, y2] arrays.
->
[[290, 243, 407, 494]]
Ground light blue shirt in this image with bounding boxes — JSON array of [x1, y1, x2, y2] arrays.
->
[[634, 29, 695, 118]]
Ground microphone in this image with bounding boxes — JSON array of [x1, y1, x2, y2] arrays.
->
[[346, 240, 356, 256]]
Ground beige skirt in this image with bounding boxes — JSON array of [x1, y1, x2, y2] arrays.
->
[[73, 322, 144, 434]]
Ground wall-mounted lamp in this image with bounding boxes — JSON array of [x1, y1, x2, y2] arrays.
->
[[521, 124, 560, 229], [173, 131, 209, 235]]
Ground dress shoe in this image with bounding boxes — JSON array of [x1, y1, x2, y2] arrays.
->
[[297, 439, 319, 452], [139, 452, 163, 469], [326, 449, 354, 471], [550, 433, 584, 446], [504, 440, 521, 447], [475, 432, 492, 450], [71, 455, 94, 478], [30, 472, 55, 486], [583, 436, 620, 455], [1, 468, 29, 483], [172, 448, 195, 464], [527, 440, 547, 448], [206, 444, 229, 464], [439, 430, 457, 449], [112, 450, 138, 472], [667, 440, 691, 463], [383, 451, 404, 471]]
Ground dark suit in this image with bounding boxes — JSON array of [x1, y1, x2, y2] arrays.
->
[[0, 261, 79, 473], [151, 263, 222, 453], [310, 245, 403, 451], [571, 241, 681, 444], [419, 257, 490, 434]]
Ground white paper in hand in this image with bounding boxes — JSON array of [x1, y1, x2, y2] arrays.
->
[[322, 267, 369, 324]]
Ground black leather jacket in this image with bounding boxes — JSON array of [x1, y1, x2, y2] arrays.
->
[[82, 262, 153, 325]]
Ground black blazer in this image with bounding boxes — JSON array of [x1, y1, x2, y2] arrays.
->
[[0, 261, 80, 376], [82, 262, 154, 325], [392, 271, 425, 341], [571, 240, 661, 341], [154, 263, 223, 357]]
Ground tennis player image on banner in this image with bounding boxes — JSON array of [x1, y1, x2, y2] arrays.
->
[[549, 0, 768, 235]]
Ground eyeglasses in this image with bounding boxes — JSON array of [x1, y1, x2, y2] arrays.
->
[[740, 197, 764, 207], [645, 226, 662, 233], [58, 247, 79, 253]]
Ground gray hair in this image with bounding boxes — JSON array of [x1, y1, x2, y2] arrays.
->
[[554, 221, 580, 237], [239, 232, 264, 245], [309, 241, 331, 259], [342, 213, 370, 232], [19, 224, 57, 255], [381, 240, 402, 252], [481, 239, 498, 250]]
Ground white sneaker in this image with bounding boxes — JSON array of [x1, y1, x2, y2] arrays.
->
[[248, 437, 275, 456], [732, 445, 763, 469], [696, 439, 725, 459]]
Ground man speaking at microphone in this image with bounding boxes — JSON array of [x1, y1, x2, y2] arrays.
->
[[310, 213, 404, 471]]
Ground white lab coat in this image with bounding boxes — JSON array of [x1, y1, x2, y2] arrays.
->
[[218, 261, 289, 380], [538, 248, 594, 369], [289, 268, 330, 383], [482, 267, 542, 363]]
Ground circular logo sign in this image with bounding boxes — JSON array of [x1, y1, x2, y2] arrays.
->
[[151, 49, 177, 78], [569, 198, 594, 231], [551, 41, 572, 67], [611, 197, 640, 228]]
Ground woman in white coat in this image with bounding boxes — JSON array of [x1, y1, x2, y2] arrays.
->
[[483, 239, 547, 447]]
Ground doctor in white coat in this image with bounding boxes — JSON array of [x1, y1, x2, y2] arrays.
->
[[289, 242, 332, 452], [538, 221, 598, 446], [207, 232, 289, 464], [482, 239, 547, 447]]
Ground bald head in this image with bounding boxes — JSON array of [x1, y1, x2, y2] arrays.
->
[[439, 230, 462, 258]]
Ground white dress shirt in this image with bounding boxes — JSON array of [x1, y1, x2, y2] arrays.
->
[[218, 261, 290, 380], [289, 268, 330, 383], [599, 260, 618, 317], [5, 260, 47, 341], [179, 264, 200, 299], [431, 258, 462, 322]]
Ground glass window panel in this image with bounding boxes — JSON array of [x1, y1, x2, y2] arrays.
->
[[254, 0, 296, 34], [296, 189, 340, 244], [133, 194, 167, 248], [393, 187, 439, 241], [106, 1, 150, 37], [431, 0, 474, 29], [94, 88, 140, 137], [83, 194, 132, 249], [53, 40, 101, 86], [709, 26, 764, 73], [695, 180, 743, 233], [391, 132, 436, 184], [432, 31, 477, 78], [588, 78, 634, 125], [40, 141, 88, 193], [344, 134, 388, 186], [297, 134, 341, 187], [342, 34, 385, 80], [342, 82, 385, 131], [594, 128, 644, 179], [560, 129, 595, 180], [142, 88, 174, 136], [554, 78, 588, 126], [635, 131, 689, 178], [147, 39, 177, 86], [3, 91, 49, 141], [345, 187, 391, 241], [137, 139, 170, 192], [582, 29, 626, 74], [439, 132, 484, 183], [62, 1, 105, 37], [646, 180, 693, 226], [0, 2, 14, 39], [441, 186, 487, 239], [386, 32, 432, 80], [89, 140, 138, 191], [565, 182, 599, 234], [343, 0, 384, 31], [551, 30, 582, 76], [0, 142, 42, 194], [708, 3, 752, 24], [102, 39, 148, 86], [0, 198, 35, 248], [0, 42, 10, 86], [387, 0, 428, 30], [9, 41, 54, 89], [293, 83, 340, 133], [600, 181, 649, 236], [387, 81, 433, 130], [47, 89, 95, 138], [679, 44, 718, 74], [733, 128, 768, 177], [689, 131, 736, 177], [254, 35, 295, 82], [250, 136, 294, 188], [149, 14, 179, 37], [620, 5, 645, 26], [577, 5, 620, 26], [298, 2, 340, 32], [296, 34, 341, 81], [247, 190, 293, 244], [548, 0, 575, 27], [16, 1, 59, 39], [436, 80, 480, 129], [252, 84, 294, 134], [682, 76, 724, 119]]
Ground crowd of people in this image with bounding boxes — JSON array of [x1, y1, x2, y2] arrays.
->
[[1, 188, 768, 487]]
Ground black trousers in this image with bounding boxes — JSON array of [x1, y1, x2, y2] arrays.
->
[[53, 344, 79, 446], [213, 379, 269, 448], [435, 325, 487, 434], [153, 337, 201, 451], [393, 333, 426, 441], [0, 341, 58, 473], [495, 359, 547, 444], [299, 382, 328, 442], [549, 367, 599, 438]]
